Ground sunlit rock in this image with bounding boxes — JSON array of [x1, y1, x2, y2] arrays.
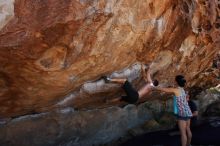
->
[[0, 0, 219, 118], [0, 0, 14, 30]]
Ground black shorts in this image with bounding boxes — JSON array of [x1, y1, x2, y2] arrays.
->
[[120, 81, 139, 104]]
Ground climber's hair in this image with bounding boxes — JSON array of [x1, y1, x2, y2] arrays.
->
[[175, 75, 186, 87], [153, 79, 159, 86]]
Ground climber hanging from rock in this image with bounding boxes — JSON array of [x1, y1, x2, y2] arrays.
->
[[102, 64, 159, 104]]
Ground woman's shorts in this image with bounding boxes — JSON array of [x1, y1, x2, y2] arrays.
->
[[121, 81, 139, 104], [175, 115, 191, 121]]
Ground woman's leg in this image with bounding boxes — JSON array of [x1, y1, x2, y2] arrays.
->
[[102, 77, 127, 103], [102, 76, 127, 84], [110, 78, 127, 84], [186, 119, 192, 146], [103, 76, 138, 103], [107, 97, 121, 103], [178, 120, 187, 146]]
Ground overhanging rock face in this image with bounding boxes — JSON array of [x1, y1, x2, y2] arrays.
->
[[0, 0, 219, 117]]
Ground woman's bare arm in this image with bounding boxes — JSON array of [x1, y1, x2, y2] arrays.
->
[[141, 64, 148, 82], [141, 64, 152, 83], [146, 68, 153, 83], [156, 87, 177, 94], [192, 111, 198, 116]]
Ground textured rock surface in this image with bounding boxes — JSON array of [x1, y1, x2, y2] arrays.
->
[[0, 102, 156, 146], [0, 0, 14, 30], [197, 87, 220, 117], [0, 0, 220, 118]]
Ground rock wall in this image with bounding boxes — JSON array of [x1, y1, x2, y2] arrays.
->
[[1, 1, 220, 145], [197, 86, 220, 117], [0, 89, 219, 146], [0, 102, 162, 146], [0, 0, 219, 118], [0, 0, 14, 30]]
